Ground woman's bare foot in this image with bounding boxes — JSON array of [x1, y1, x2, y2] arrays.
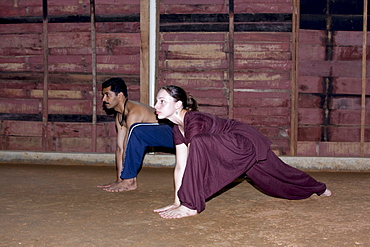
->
[[103, 178, 137, 192], [158, 205, 197, 219], [154, 204, 179, 213], [320, 189, 332, 197]]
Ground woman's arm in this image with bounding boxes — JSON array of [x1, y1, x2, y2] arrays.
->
[[173, 143, 189, 206], [153, 143, 188, 212]]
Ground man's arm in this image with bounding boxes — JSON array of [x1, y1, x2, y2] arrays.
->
[[115, 116, 128, 182]]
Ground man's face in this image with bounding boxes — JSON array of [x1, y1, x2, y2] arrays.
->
[[102, 86, 119, 109]]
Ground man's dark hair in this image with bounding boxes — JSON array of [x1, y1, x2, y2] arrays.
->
[[102, 77, 128, 98]]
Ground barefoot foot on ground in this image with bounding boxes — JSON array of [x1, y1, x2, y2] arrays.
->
[[158, 205, 197, 219], [320, 189, 332, 197], [97, 181, 119, 188], [154, 204, 179, 213], [103, 178, 137, 192]]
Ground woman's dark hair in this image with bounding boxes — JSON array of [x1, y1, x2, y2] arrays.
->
[[161, 85, 198, 111], [102, 77, 128, 97]]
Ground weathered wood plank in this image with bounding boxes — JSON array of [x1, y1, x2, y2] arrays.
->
[[3, 120, 42, 136], [298, 108, 323, 124], [234, 114, 290, 127], [330, 109, 363, 125], [299, 44, 326, 60], [298, 127, 323, 141], [4, 136, 43, 151], [162, 33, 226, 42], [298, 76, 323, 93], [297, 141, 318, 156], [333, 77, 370, 95], [319, 142, 362, 157], [161, 4, 227, 14], [235, 80, 290, 90], [48, 32, 91, 48], [48, 99, 93, 114], [0, 34, 42, 48], [235, 0, 292, 14], [234, 59, 291, 71], [235, 32, 291, 42], [0, 99, 40, 114], [298, 94, 322, 108], [234, 71, 290, 81], [161, 43, 226, 59], [234, 91, 290, 107], [330, 96, 364, 110], [163, 59, 228, 70]]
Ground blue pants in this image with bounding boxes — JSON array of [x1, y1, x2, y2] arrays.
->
[[120, 123, 174, 179]]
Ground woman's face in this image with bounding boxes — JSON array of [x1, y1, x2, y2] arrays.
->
[[155, 89, 178, 119]]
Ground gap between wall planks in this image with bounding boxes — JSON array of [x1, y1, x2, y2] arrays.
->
[[360, 0, 368, 157]]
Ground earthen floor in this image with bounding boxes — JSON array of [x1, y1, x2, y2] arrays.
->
[[0, 164, 369, 247]]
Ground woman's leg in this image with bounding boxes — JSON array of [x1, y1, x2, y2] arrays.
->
[[246, 149, 327, 199]]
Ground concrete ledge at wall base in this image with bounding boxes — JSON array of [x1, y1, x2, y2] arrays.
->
[[0, 150, 369, 171]]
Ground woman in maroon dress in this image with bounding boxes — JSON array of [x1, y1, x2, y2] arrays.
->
[[154, 85, 331, 219]]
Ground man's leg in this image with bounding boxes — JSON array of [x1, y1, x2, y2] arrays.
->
[[104, 123, 174, 192]]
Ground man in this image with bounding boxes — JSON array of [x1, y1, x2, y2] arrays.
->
[[98, 78, 174, 192]]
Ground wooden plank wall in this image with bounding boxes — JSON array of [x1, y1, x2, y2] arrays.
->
[[298, 0, 370, 157], [0, 0, 141, 153], [0, 0, 369, 157], [157, 0, 293, 154]]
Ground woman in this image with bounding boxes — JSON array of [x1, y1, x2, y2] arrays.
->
[[154, 85, 331, 219]]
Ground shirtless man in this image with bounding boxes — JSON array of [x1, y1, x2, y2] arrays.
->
[[97, 78, 174, 192]]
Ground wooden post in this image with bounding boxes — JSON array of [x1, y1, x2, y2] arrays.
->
[[228, 0, 235, 119], [90, 0, 97, 152], [151, 0, 160, 105], [42, 0, 49, 151], [360, 0, 368, 156], [290, 0, 300, 155], [140, 0, 150, 105]]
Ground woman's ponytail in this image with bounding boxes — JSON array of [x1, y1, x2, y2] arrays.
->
[[186, 94, 198, 111]]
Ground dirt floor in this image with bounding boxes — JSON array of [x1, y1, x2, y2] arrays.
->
[[0, 163, 369, 247]]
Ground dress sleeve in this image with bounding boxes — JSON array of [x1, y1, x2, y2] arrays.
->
[[184, 111, 212, 143], [173, 125, 185, 145]]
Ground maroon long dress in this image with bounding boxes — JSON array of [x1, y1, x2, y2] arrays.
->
[[174, 111, 327, 213]]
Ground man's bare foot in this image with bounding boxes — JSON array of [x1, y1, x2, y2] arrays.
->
[[158, 205, 197, 219], [97, 181, 120, 188], [320, 189, 332, 197], [154, 204, 179, 213], [103, 178, 137, 192]]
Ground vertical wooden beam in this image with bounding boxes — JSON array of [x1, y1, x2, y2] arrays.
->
[[360, 0, 368, 157], [42, 0, 49, 151], [140, 0, 150, 105], [290, 0, 300, 155], [90, 0, 97, 152], [152, 0, 160, 105], [228, 0, 235, 119]]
